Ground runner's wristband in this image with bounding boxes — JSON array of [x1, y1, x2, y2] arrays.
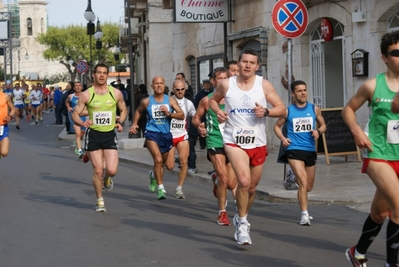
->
[[117, 121, 125, 127]]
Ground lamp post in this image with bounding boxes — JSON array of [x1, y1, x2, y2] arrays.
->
[[84, 0, 96, 84], [15, 47, 29, 82], [94, 18, 103, 62]]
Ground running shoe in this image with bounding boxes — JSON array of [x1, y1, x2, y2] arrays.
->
[[283, 169, 299, 190], [345, 246, 368, 267], [157, 188, 166, 200], [75, 147, 79, 155], [102, 169, 113, 192], [16, 125, 20, 130], [78, 150, 84, 159], [187, 168, 198, 174], [83, 153, 89, 163], [39, 117, 43, 122], [175, 188, 185, 199], [299, 214, 313, 226], [149, 171, 157, 192], [211, 171, 218, 198], [35, 120, 38, 125], [217, 211, 230, 226], [235, 221, 252, 245], [95, 199, 106, 212]]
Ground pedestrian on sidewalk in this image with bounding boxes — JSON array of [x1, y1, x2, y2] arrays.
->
[[52, 85, 63, 125], [129, 76, 184, 200], [342, 31, 399, 267], [72, 63, 127, 212], [274, 80, 326, 226], [209, 48, 286, 245]]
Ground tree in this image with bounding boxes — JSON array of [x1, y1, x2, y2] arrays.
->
[[37, 22, 122, 83]]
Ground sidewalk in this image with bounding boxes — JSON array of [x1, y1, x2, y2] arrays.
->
[[59, 127, 375, 213]]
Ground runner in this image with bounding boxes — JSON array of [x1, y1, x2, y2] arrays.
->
[[66, 81, 86, 159], [343, 31, 399, 267], [0, 89, 15, 158], [129, 76, 184, 200], [274, 80, 326, 226], [30, 84, 42, 125], [192, 66, 237, 226], [164, 79, 196, 199], [72, 63, 127, 212], [12, 83, 26, 130], [209, 48, 285, 245]]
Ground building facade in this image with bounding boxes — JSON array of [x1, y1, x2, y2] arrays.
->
[[126, 0, 399, 147], [0, 0, 64, 81]]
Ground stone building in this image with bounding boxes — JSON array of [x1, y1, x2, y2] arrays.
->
[[0, 0, 64, 81], [125, 0, 399, 147]]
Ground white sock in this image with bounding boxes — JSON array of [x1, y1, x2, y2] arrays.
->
[[355, 248, 365, 259], [97, 197, 104, 201], [158, 184, 164, 190], [176, 186, 182, 190], [219, 209, 226, 214], [238, 215, 248, 224], [301, 210, 309, 216]]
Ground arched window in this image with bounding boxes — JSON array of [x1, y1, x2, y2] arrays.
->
[[27, 18, 32, 35], [388, 13, 399, 32]]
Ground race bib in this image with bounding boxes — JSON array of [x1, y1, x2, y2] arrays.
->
[[171, 118, 185, 130], [93, 111, 112, 125], [387, 120, 399, 144], [152, 104, 169, 119], [233, 127, 256, 146], [0, 125, 3, 136], [292, 117, 313, 133]]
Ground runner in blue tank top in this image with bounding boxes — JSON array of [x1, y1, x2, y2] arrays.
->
[[274, 80, 326, 226], [130, 76, 184, 200]]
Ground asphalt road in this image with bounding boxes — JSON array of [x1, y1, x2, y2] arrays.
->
[[0, 115, 387, 267]]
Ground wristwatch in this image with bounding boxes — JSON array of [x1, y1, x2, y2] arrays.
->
[[118, 121, 125, 127], [263, 108, 269, 117]]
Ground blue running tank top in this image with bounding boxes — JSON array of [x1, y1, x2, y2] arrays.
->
[[286, 102, 317, 152], [146, 94, 171, 134]]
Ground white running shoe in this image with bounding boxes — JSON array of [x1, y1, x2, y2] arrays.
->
[[234, 221, 252, 245], [299, 214, 313, 226]]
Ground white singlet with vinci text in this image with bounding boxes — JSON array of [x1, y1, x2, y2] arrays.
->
[[223, 75, 267, 149]]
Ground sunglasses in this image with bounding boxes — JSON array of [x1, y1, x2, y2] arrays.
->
[[174, 88, 185, 92], [387, 49, 399, 57]]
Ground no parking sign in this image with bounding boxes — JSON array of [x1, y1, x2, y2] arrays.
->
[[271, 0, 308, 39], [76, 60, 89, 74]]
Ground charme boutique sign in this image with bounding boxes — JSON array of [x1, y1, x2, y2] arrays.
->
[[174, 0, 230, 23]]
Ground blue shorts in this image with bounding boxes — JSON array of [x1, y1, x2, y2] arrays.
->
[[69, 112, 87, 131], [14, 104, 24, 110], [32, 104, 40, 109], [0, 124, 9, 141], [145, 131, 172, 154]]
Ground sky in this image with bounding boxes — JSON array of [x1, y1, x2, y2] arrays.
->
[[45, 0, 125, 27]]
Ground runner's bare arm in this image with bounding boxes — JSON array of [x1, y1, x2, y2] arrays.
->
[[169, 96, 184, 120], [342, 79, 375, 151], [192, 96, 207, 128], [262, 79, 286, 118], [71, 90, 90, 127], [130, 97, 148, 134], [209, 79, 228, 123]]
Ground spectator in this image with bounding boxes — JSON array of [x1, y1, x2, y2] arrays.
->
[[53, 85, 63, 125]]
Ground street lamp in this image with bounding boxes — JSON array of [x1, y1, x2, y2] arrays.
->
[[16, 47, 29, 82], [84, 0, 95, 83], [94, 18, 103, 61]]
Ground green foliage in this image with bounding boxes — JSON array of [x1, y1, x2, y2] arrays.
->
[[37, 22, 123, 81]]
